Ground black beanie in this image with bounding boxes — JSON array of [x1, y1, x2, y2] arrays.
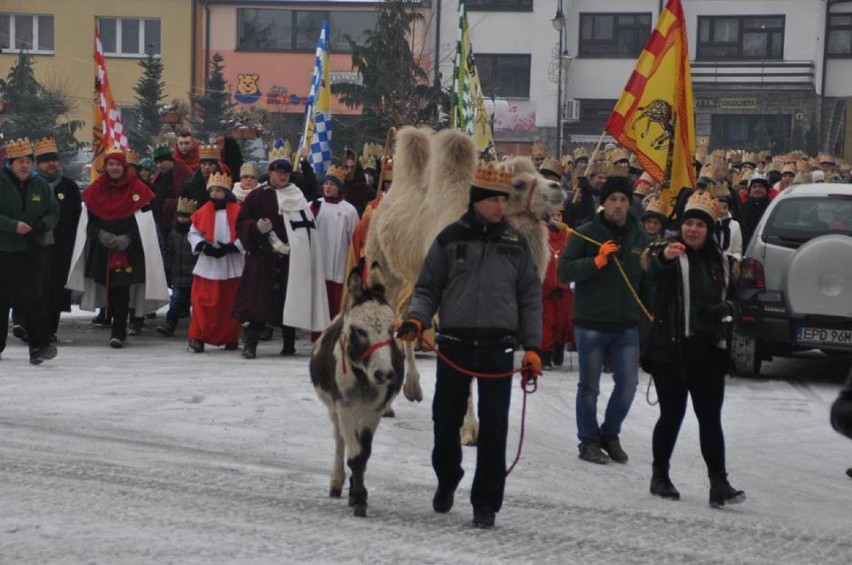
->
[[470, 185, 509, 203], [599, 176, 634, 203], [35, 152, 59, 164]]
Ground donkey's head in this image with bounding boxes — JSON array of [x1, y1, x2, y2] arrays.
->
[[340, 263, 402, 387], [504, 156, 567, 220]]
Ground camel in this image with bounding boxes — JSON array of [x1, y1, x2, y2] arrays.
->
[[366, 126, 565, 443]]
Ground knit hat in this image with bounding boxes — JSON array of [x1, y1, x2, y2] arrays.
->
[[599, 176, 634, 203], [268, 158, 292, 173], [749, 175, 771, 190], [811, 170, 825, 183], [240, 162, 259, 178], [682, 190, 719, 227], [137, 157, 156, 174], [33, 137, 59, 163]]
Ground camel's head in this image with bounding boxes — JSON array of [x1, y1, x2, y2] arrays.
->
[[503, 157, 567, 220]]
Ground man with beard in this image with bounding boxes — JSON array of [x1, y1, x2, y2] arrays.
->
[[181, 144, 227, 210], [173, 130, 200, 172], [32, 137, 82, 341], [341, 149, 375, 218], [232, 156, 328, 359], [151, 144, 193, 235]]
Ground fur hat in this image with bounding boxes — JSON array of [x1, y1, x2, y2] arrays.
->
[[4, 138, 34, 160], [682, 189, 719, 226], [599, 176, 634, 203], [239, 162, 259, 178]]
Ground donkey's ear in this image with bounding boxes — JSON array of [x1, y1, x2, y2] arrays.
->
[[347, 267, 365, 306], [366, 261, 386, 297]]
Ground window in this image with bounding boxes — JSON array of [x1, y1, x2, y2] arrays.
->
[[476, 54, 531, 99], [0, 13, 54, 53], [578, 13, 651, 58], [467, 0, 533, 11], [697, 16, 784, 60], [764, 197, 852, 243], [98, 17, 160, 56], [237, 9, 377, 53], [828, 14, 852, 57], [710, 114, 791, 147]]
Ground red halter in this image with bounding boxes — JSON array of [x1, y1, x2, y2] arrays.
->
[[339, 330, 395, 375]]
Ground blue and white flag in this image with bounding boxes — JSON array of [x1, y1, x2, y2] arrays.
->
[[302, 20, 332, 177]]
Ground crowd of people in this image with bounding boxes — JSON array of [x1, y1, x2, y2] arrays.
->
[[3, 130, 849, 528]]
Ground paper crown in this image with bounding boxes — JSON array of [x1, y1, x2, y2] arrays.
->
[[573, 146, 588, 160], [727, 150, 743, 164], [125, 149, 139, 165], [176, 197, 198, 215], [105, 146, 126, 161], [360, 142, 383, 171], [206, 171, 232, 190], [473, 160, 513, 192], [359, 153, 378, 171], [199, 144, 220, 161], [634, 171, 658, 196], [381, 157, 393, 181], [684, 189, 719, 222], [781, 163, 797, 175], [531, 142, 547, 155], [642, 194, 667, 219], [818, 152, 836, 165], [268, 139, 291, 162], [239, 162, 259, 178], [539, 158, 564, 178], [742, 152, 758, 166], [325, 164, 347, 184], [5, 138, 34, 159], [33, 137, 58, 157], [560, 155, 574, 171], [698, 162, 715, 179], [152, 143, 172, 160], [611, 149, 629, 163], [606, 160, 630, 178]]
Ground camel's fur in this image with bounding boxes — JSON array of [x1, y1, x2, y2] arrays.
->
[[366, 126, 566, 441]]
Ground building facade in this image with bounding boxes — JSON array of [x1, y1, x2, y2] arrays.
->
[[0, 0, 194, 145]]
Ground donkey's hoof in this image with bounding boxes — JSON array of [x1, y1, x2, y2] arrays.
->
[[330, 486, 343, 498], [403, 382, 423, 402], [382, 407, 395, 418], [460, 426, 479, 446], [353, 504, 367, 517]]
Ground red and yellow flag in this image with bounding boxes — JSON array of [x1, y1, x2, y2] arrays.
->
[[92, 24, 129, 180], [605, 0, 695, 215]]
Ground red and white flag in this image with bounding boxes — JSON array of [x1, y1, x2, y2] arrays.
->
[[92, 24, 129, 178]]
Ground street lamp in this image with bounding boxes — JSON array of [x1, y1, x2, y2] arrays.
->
[[552, 2, 567, 159]]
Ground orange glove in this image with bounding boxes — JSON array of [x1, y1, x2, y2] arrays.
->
[[522, 350, 542, 376], [594, 240, 620, 269], [396, 318, 423, 342]]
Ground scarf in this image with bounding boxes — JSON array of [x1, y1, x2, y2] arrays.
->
[[39, 164, 63, 189], [190, 199, 240, 243], [83, 168, 155, 221]]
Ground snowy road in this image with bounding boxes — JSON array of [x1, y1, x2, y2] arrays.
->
[[1, 314, 850, 564]]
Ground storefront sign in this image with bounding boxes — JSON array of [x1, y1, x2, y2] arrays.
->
[[695, 98, 716, 108], [719, 98, 757, 110]]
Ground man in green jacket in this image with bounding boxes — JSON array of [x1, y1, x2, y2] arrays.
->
[[558, 176, 653, 464], [0, 138, 60, 364]]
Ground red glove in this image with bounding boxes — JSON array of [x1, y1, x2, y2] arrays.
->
[[396, 319, 423, 342], [594, 240, 620, 269]]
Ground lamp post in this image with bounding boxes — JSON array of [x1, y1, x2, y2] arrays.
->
[[552, 2, 567, 159]]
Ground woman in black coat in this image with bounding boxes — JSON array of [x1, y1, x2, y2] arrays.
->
[[642, 189, 746, 508]]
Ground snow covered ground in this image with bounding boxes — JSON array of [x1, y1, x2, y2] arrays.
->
[[2, 311, 851, 564]]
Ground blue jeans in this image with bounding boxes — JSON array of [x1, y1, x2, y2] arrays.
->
[[575, 326, 640, 445], [166, 286, 191, 327]]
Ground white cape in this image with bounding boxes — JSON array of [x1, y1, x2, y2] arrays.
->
[[66, 206, 170, 314], [274, 184, 330, 332]]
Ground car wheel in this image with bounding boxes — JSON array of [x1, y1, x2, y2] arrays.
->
[[730, 329, 763, 378]]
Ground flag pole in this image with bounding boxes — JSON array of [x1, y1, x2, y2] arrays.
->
[[586, 130, 608, 170]]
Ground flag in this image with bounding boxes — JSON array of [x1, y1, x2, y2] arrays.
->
[[451, 0, 495, 160], [92, 24, 129, 179], [301, 20, 332, 177], [605, 0, 695, 215]]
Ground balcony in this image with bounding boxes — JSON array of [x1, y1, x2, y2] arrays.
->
[[691, 60, 815, 91]]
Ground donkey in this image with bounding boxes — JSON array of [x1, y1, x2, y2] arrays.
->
[[309, 263, 404, 517]]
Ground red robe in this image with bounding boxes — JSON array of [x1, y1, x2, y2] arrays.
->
[[541, 222, 574, 351]]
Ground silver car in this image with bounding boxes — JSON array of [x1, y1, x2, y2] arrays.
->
[[731, 183, 852, 377]]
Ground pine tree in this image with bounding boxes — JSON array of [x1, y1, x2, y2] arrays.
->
[[129, 46, 166, 150], [190, 52, 236, 139], [332, 1, 441, 147], [0, 51, 82, 154]]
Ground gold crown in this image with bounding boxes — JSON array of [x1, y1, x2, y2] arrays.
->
[[727, 150, 743, 164], [606, 160, 630, 178], [611, 149, 629, 163], [818, 152, 835, 165], [531, 142, 546, 156], [643, 194, 667, 218], [799, 158, 813, 172], [781, 163, 797, 175], [742, 152, 758, 166], [573, 146, 588, 160], [268, 140, 291, 162], [684, 189, 720, 222], [780, 152, 800, 164], [698, 163, 715, 179], [539, 158, 564, 178], [325, 164, 347, 183], [125, 149, 139, 165], [206, 171, 232, 190], [5, 138, 33, 159], [199, 144, 220, 161], [240, 162, 259, 178], [176, 197, 198, 215], [707, 181, 731, 199], [33, 137, 58, 157], [359, 153, 378, 171], [473, 160, 513, 192]]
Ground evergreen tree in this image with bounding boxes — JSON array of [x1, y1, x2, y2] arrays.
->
[[0, 51, 82, 154], [190, 52, 236, 139], [332, 1, 440, 148], [129, 46, 166, 150]]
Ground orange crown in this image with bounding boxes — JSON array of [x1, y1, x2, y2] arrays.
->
[[5, 138, 34, 159], [199, 144, 220, 161], [33, 137, 58, 157], [206, 171, 232, 190], [325, 164, 347, 184], [684, 189, 720, 222], [473, 160, 513, 192]]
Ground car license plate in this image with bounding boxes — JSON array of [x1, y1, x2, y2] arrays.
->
[[796, 327, 852, 346]]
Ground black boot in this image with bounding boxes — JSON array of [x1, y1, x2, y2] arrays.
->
[[242, 325, 260, 359], [552, 344, 565, 367], [709, 473, 746, 508], [541, 350, 553, 371], [650, 465, 680, 500], [280, 325, 296, 356]]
